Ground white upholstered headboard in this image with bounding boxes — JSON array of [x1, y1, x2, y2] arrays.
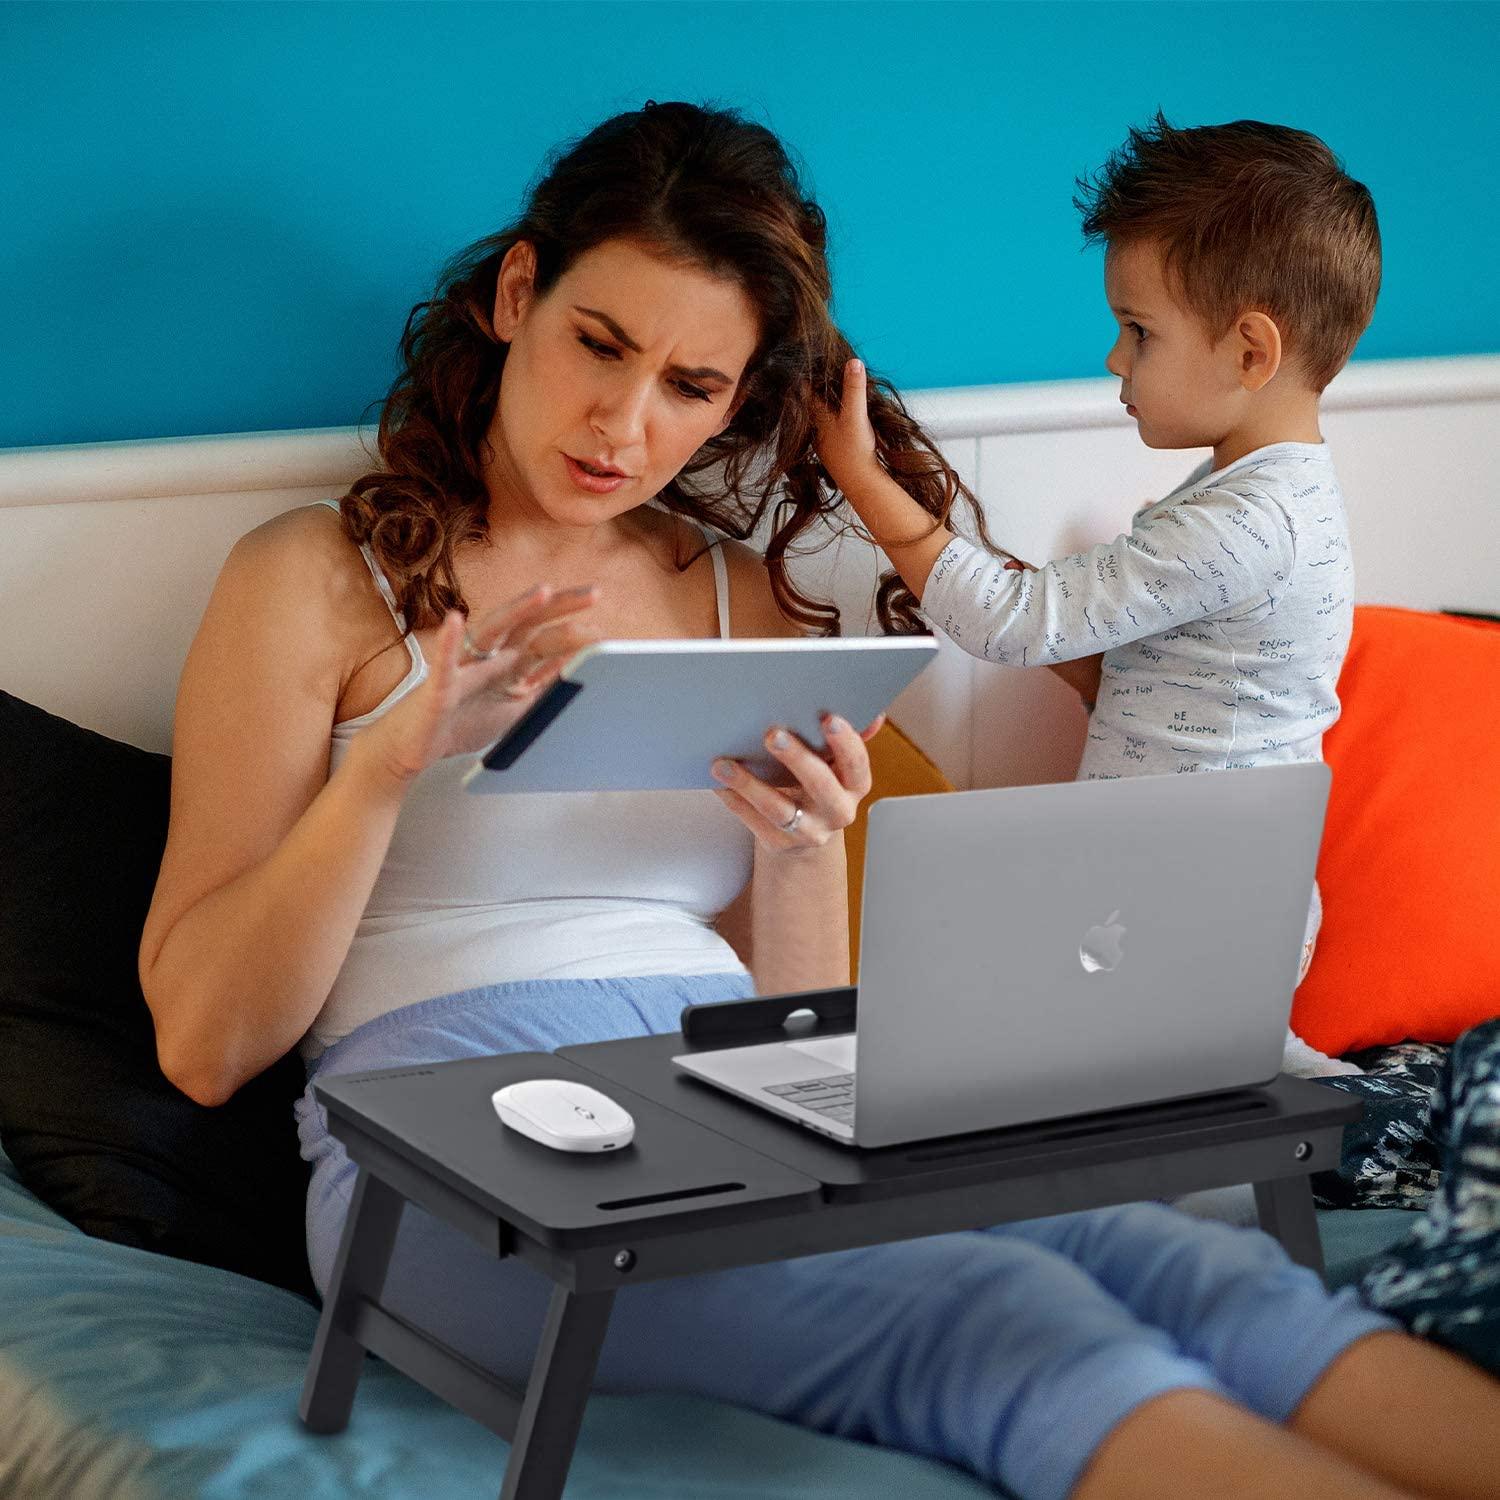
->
[[2, 354, 1496, 789]]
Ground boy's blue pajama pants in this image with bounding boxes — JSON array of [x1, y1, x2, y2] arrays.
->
[[296, 974, 1392, 1500]]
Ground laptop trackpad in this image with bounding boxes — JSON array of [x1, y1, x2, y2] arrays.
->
[[786, 1035, 857, 1072]]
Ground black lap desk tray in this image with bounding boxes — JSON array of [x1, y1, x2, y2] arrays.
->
[[301, 988, 1362, 1500]]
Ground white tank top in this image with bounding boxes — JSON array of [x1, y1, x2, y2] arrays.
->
[[302, 501, 753, 1058]]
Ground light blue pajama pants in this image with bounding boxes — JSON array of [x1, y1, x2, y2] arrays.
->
[[294, 974, 1392, 1500]]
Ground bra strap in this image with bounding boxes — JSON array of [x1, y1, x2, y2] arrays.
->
[[319, 498, 408, 633], [692, 520, 731, 640]]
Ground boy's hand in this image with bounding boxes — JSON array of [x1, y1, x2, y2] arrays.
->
[[811, 357, 951, 599], [811, 358, 883, 496]]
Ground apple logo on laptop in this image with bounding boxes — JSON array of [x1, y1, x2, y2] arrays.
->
[[1080, 911, 1126, 973]]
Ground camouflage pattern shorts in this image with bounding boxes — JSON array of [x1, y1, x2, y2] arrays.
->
[[1311, 1041, 1450, 1212], [1356, 1017, 1500, 1375]]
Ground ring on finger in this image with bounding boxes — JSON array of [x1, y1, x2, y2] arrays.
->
[[778, 804, 804, 835], [461, 628, 500, 664]]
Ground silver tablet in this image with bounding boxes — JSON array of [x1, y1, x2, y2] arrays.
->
[[461, 636, 939, 794]]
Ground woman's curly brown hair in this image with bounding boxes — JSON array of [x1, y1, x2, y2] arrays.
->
[[339, 100, 990, 635]]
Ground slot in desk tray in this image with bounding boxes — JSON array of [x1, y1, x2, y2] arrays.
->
[[315, 1052, 821, 1249], [560, 1033, 1362, 1202]]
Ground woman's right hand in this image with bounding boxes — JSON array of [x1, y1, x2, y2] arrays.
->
[[352, 583, 602, 788]]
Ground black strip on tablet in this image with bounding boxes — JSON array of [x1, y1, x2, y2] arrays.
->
[[481, 680, 586, 770]]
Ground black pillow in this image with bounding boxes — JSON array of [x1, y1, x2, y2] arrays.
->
[[0, 692, 314, 1299]]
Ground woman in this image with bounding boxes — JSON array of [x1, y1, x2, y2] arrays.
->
[[139, 102, 1500, 1500]]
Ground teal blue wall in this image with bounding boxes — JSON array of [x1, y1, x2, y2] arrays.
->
[[5, 0, 1496, 448]]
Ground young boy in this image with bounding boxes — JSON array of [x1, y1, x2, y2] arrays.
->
[[814, 114, 1381, 1077]]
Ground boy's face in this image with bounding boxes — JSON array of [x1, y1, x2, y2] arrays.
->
[[1103, 240, 1244, 451]]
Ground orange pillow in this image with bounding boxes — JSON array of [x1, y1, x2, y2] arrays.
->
[[1290, 606, 1500, 1054], [846, 720, 955, 979]]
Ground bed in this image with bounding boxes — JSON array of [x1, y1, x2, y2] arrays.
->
[[3, 359, 1496, 1497]]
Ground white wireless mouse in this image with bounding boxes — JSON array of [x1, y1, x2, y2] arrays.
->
[[491, 1079, 635, 1153]]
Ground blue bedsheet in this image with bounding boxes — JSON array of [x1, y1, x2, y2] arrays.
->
[[0, 1146, 1418, 1500]]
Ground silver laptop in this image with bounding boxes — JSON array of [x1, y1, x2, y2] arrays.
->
[[672, 763, 1330, 1148]]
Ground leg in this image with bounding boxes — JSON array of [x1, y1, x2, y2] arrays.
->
[[299, 1169, 404, 1433], [1359, 1017, 1500, 1373], [379, 1199, 1234, 1500], [1290, 1329, 1500, 1500], [1169, 1182, 1259, 1227], [500, 1285, 615, 1500], [1074, 1388, 1414, 1500], [1252, 1173, 1325, 1272], [995, 1203, 1393, 1426]]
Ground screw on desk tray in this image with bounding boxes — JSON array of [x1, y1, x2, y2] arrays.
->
[[613, 1250, 637, 1273], [1294, 1141, 1312, 1161]]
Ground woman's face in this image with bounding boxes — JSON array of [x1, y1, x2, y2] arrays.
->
[[487, 237, 761, 532]]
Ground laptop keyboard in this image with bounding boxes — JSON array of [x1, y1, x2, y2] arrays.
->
[[764, 1073, 856, 1125]]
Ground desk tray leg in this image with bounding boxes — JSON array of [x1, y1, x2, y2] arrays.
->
[[299, 1169, 405, 1433], [499, 1284, 617, 1500], [1253, 1176, 1325, 1276]]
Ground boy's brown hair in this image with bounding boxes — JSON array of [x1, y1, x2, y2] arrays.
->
[[1075, 112, 1381, 391]]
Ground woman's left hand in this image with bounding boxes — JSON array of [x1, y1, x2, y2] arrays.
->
[[711, 712, 885, 853]]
